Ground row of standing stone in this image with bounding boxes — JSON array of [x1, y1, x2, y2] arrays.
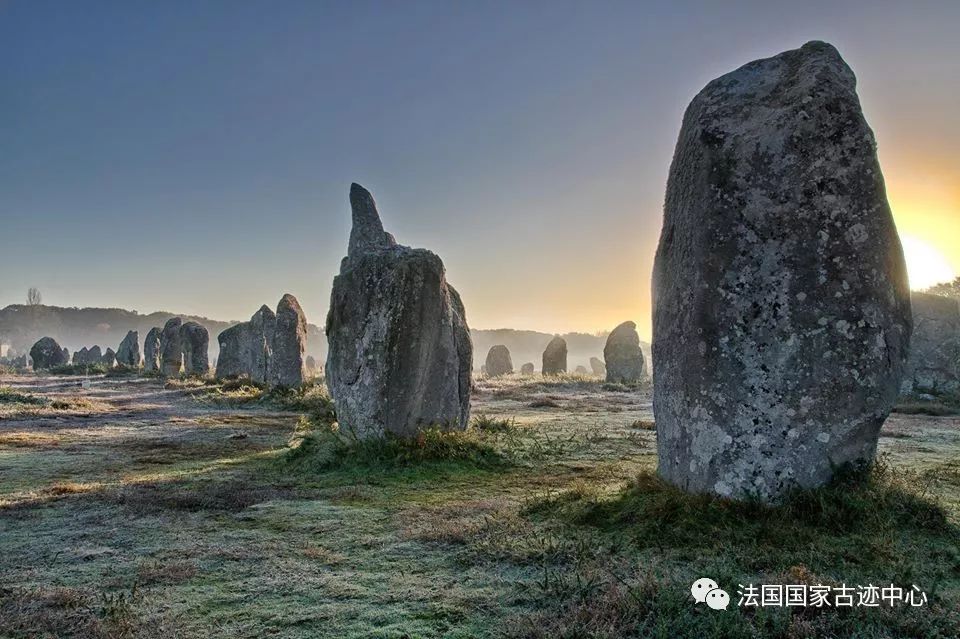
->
[[481, 321, 647, 383]]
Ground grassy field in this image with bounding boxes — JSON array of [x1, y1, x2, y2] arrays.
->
[[0, 373, 958, 638]]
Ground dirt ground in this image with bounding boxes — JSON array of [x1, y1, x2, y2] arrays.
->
[[1, 373, 958, 638]]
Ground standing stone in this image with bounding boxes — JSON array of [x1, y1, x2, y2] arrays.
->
[[270, 294, 307, 388], [160, 318, 184, 377], [484, 345, 513, 377], [904, 293, 960, 396], [604, 321, 646, 383], [101, 347, 116, 367], [589, 357, 606, 377], [521, 362, 535, 375], [326, 183, 473, 438], [305, 355, 317, 371], [180, 322, 209, 375], [653, 41, 911, 502], [74, 347, 89, 365], [144, 327, 162, 372], [248, 305, 276, 384], [29, 337, 69, 369], [116, 330, 141, 368], [216, 323, 248, 379], [541, 336, 567, 375], [62, 347, 70, 364], [88, 346, 103, 363], [574, 365, 589, 375]]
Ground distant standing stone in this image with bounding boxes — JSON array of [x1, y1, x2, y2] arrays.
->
[[74, 347, 89, 365], [541, 336, 567, 375], [101, 347, 116, 367], [144, 327, 162, 372], [216, 323, 248, 378], [29, 337, 68, 369], [520, 362, 535, 375], [62, 347, 70, 364], [904, 292, 960, 395], [305, 355, 317, 371], [88, 346, 103, 363], [603, 321, 645, 383], [589, 357, 606, 377], [484, 345, 513, 377], [160, 318, 184, 377], [179, 321, 209, 375], [652, 41, 911, 502], [326, 183, 472, 438], [574, 365, 589, 375], [271, 293, 307, 388], [116, 330, 141, 368]]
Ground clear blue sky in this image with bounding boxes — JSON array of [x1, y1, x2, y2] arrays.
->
[[3, 0, 958, 338]]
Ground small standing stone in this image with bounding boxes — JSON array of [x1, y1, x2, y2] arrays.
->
[[541, 336, 567, 375], [101, 347, 116, 367], [574, 365, 589, 375], [604, 321, 645, 383], [520, 362, 535, 375], [589, 357, 606, 377], [29, 337, 69, 369], [484, 345, 513, 377]]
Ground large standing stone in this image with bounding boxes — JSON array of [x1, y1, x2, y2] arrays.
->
[[589, 357, 606, 377], [904, 293, 960, 396], [653, 41, 911, 502], [248, 305, 276, 384], [326, 183, 473, 438], [74, 347, 89, 365], [101, 347, 116, 367], [144, 327, 162, 372], [88, 346, 102, 363], [271, 294, 307, 388], [541, 336, 567, 375], [116, 330, 141, 368], [216, 323, 248, 379], [29, 337, 68, 369], [160, 318, 183, 377], [180, 322, 209, 375], [484, 345, 513, 377], [520, 362, 535, 375], [604, 321, 646, 383]]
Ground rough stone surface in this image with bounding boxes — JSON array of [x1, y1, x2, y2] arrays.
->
[[904, 293, 960, 395], [484, 345, 513, 377], [604, 321, 646, 383], [160, 318, 183, 377], [326, 183, 472, 438], [180, 322, 209, 375], [101, 348, 116, 367], [590, 357, 607, 377], [29, 337, 68, 369], [653, 41, 911, 502], [520, 362, 535, 375], [216, 323, 248, 379], [541, 336, 567, 375], [248, 306, 276, 384], [271, 294, 307, 388], [116, 330, 141, 367], [144, 328, 162, 372]]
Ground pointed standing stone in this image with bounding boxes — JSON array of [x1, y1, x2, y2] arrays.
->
[[652, 42, 911, 502], [249, 305, 276, 384], [144, 327, 162, 372], [116, 330, 141, 368], [326, 183, 473, 438], [271, 293, 307, 388]]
